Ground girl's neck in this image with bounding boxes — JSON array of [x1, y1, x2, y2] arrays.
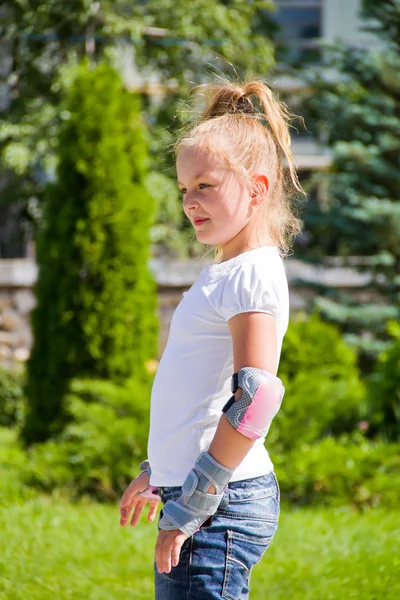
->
[[220, 235, 275, 263]]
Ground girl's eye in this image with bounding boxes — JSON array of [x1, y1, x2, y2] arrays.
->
[[179, 183, 210, 195]]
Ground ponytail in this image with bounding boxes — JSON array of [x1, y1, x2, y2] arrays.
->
[[241, 81, 303, 195]]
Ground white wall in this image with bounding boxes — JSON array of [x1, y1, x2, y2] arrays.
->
[[322, 0, 381, 49]]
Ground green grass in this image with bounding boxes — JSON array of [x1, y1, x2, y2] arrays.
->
[[0, 496, 399, 600], [1, 428, 399, 599]]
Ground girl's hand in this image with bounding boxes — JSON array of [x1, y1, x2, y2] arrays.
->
[[119, 470, 160, 527], [155, 528, 189, 574]]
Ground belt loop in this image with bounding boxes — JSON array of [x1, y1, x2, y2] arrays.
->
[[219, 485, 229, 509]]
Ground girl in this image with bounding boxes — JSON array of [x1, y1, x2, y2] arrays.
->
[[120, 78, 304, 599]]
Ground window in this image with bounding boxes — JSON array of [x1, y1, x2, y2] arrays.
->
[[272, 1, 322, 65]]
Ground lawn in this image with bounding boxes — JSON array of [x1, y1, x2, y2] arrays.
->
[[1, 428, 399, 599], [0, 495, 399, 600]]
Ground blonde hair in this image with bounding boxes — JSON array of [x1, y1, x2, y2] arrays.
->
[[171, 77, 306, 262]]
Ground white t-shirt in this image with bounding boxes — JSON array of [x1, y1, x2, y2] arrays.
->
[[147, 245, 289, 486]]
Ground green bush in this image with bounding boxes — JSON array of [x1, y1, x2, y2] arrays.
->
[[0, 365, 25, 428], [21, 376, 152, 501], [274, 433, 400, 509], [0, 427, 38, 507], [22, 59, 158, 446], [269, 311, 368, 452], [366, 321, 400, 442]]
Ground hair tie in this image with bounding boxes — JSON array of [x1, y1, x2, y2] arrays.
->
[[235, 95, 255, 115]]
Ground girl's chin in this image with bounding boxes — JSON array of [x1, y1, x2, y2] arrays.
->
[[195, 229, 229, 245], [195, 232, 216, 243]]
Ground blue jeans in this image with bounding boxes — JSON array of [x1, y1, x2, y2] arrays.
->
[[154, 471, 280, 600]]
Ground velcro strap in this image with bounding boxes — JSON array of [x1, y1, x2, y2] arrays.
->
[[160, 499, 214, 537], [182, 469, 198, 497], [186, 489, 221, 512], [158, 451, 235, 537], [195, 452, 233, 490], [194, 464, 220, 491], [139, 460, 150, 471]]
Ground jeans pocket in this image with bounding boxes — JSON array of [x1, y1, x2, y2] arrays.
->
[[224, 492, 280, 524], [222, 529, 276, 600]]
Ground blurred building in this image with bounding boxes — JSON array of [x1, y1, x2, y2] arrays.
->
[[271, 0, 380, 170]]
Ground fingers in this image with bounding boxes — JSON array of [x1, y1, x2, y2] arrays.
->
[[147, 501, 158, 522], [128, 495, 160, 527], [129, 499, 146, 527], [120, 471, 149, 509], [120, 497, 143, 527], [120, 479, 139, 508], [119, 498, 135, 526], [171, 540, 181, 568], [120, 471, 151, 526], [120, 498, 160, 527], [155, 530, 186, 574]]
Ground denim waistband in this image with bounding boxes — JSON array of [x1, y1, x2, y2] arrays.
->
[[157, 471, 279, 506]]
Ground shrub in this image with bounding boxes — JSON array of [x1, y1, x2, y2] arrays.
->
[[0, 365, 25, 428], [269, 311, 368, 452], [22, 59, 158, 446], [274, 433, 400, 509], [366, 321, 400, 442], [0, 427, 38, 507], [21, 376, 152, 501]]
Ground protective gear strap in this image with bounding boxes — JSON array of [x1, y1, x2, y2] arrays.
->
[[158, 451, 234, 537], [222, 366, 284, 441], [137, 459, 161, 501]]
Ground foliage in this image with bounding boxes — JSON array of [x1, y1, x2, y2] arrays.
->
[[298, 0, 400, 366], [0, 364, 25, 428], [21, 61, 158, 445], [144, 170, 194, 258], [21, 376, 152, 502], [0, 427, 38, 508], [366, 320, 400, 441], [1, 0, 277, 258], [274, 433, 400, 509], [270, 311, 367, 452]]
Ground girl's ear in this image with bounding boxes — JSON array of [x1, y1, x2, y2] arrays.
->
[[250, 172, 269, 202]]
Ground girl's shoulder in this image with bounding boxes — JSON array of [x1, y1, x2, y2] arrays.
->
[[201, 247, 285, 321], [200, 245, 282, 283]]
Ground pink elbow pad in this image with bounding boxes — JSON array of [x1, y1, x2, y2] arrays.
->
[[222, 367, 285, 441]]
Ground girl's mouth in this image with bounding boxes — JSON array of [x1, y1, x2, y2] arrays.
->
[[194, 218, 209, 226]]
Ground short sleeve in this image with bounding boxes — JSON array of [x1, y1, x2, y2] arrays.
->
[[217, 262, 280, 321]]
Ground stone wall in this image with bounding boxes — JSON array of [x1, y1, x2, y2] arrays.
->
[[0, 256, 371, 368], [0, 259, 37, 366]]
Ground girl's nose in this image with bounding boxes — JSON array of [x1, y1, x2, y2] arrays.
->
[[183, 192, 201, 212]]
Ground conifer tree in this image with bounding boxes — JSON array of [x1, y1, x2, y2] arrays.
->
[[299, 0, 400, 370], [21, 61, 158, 445]]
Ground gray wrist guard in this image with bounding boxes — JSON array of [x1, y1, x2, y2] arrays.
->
[[158, 451, 234, 537], [139, 459, 151, 474]]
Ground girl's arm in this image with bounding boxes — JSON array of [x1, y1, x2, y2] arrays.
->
[[207, 311, 278, 492]]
